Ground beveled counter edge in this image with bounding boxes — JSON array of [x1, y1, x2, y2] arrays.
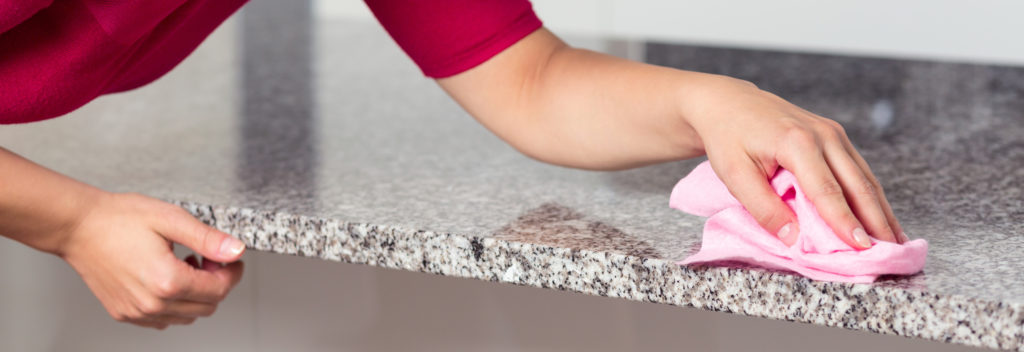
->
[[177, 201, 1023, 351]]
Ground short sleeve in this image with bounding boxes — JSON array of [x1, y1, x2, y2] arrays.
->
[[0, 0, 245, 124], [0, 0, 53, 33], [364, 0, 543, 78]]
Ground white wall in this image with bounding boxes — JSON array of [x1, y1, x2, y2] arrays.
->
[[316, 0, 1024, 66]]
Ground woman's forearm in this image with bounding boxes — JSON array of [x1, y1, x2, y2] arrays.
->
[[438, 27, 904, 247], [0, 147, 101, 255], [438, 28, 718, 170]]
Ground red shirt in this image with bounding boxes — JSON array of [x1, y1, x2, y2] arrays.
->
[[0, 0, 542, 124]]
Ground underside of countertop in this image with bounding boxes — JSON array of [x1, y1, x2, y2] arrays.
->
[[2, 3, 1022, 351]]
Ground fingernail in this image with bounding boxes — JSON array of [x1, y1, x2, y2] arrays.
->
[[852, 227, 871, 248], [219, 237, 245, 257], [777, 223, 795, 244], [898, 231, 910, 243]]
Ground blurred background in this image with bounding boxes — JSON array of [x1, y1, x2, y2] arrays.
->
[[325, 0, 1024, 65], [3, 0, 1017, 351]]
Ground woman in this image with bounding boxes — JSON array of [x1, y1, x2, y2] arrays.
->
[[0, 0, 906, 329]]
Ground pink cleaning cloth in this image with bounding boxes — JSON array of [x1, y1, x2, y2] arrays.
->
[[670, 161, 927, 283]]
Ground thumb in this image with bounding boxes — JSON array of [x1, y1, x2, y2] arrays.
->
[[156, 206, 246, 262]]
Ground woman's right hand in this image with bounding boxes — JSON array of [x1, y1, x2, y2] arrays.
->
[[436, 28, 905, 248], [58, 192, 245, 329], [680, 75, 907, 248]]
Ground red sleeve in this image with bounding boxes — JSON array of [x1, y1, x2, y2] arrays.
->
[[0, 0, 246, 124], [0, 0, 53, 33], [365, 0, 543, 78]]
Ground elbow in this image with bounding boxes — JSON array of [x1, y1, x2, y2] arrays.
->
[[499, 127, 639, 171]]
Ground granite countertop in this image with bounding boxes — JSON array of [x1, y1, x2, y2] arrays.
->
[[2, 4, 1023, 351]]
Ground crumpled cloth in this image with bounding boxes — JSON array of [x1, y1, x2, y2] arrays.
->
[[670, 161, 928, 283]]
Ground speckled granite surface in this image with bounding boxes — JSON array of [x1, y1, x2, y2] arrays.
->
[[1, 9, 1022, 351]]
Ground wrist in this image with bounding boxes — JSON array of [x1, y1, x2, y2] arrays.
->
[[672, 73, 747, 156], [0, 147, 112, 257], [675, 73, 759, 133], [49, 187, 110, 258]]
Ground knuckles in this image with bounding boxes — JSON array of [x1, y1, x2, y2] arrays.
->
[[124, 308, 148, 321], [137, 297, 166, 316], [150, 269, 184, 299], [820, 118, 846, 136], [868, 178, 886, 194], [730, 77, 759, 90], [89, 192, 233, 328], [777, 118, 849, 151], [199, 305, 218, 317], [813, 179, 845, 200], [213, 285, 230, 302], [153, 280, 181, 299], [780, 126, 819, 150], [857, 179, 879, 197], [811, 119, 850, 147]]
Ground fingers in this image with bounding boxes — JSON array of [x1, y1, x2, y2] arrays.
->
[[880, 195, 908, 243], [778, 130, 872, 249], [124, 306, 200, 329], [175, 259, 245, 303], [712, 155, 800, 245], [150, 254, 244, 304], [129, 314, 198, 329], [201, 256, 223, 271], [154, 206, 245, 262], [823, 143, 897, 243], [159, 257, 224, 316], [153, 315, 198, 326], [839, 137, 907, 243], [72, 195, 245, 330], [162, 300, 218, 318], [126, 257, 238, 329], [130, 320, 169, 330]]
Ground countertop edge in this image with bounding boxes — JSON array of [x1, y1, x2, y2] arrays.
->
[[177, 200, 1024, 351]]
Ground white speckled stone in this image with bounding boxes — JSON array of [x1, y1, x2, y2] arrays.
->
[[1, 9, 1022, 351], [177, 201, 1023, 350]]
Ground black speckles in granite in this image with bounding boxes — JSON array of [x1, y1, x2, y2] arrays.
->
[[180, 201, 1023, 350], [494, 203, 662, 258], [2, 18, 1023, 351]]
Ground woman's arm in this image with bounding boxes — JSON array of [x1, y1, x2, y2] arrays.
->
[[438, 28, 907, 249], [0, 147, 245, 329]]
